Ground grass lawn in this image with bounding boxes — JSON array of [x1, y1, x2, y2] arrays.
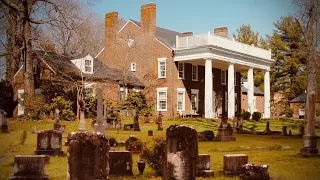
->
[[0, 118, 320, 180]]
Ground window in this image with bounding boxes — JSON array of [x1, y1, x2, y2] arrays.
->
[[119, 87, 128, 102], [131, 62, 136, 72], [85, 60, 92, 72], [177, 88, 185, 111], [178, 62, 184, 79], [221, 70, 226, 85], [84, 88, 94, 98], [158, 58, 166, 78], [157, 87, 168, 111], [192, 65, 198, 81], [191, 89, 199, 111]]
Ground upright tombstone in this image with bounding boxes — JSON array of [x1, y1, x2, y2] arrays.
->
[[163, 125, 198, 180], [9, 155, 49, 180], [157, 112, 163, 130], [0, 109, 8, 133], [66, 132, 110, 180], [93, 87, 106, 134], [263, 122, 271, 134], [109, 151, 133, 176], [280, 126, 287, 136], [300, 91, 318, 155], [79, 111, 86, 133], [216, 123, 236, 141], [53, 108, 61, 131], [34, 130, 64, 156], [196, 154, 214, 177], [222, 154, 248, 175]]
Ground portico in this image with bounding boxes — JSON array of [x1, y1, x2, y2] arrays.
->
[[174, 31, 273, 119]]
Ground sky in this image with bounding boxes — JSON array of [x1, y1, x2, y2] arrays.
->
[[89, 0, 299, 37]]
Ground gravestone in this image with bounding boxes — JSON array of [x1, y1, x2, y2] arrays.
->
[[198, 130, 214, 142], [280, 126, 287, 136], [263, 122, 271, 134], [34, 130, 64, 156], [196, 154, 214, 177], [1, 109, 9, 133], [157, 112, 163, 130], [79, 111, 86, 133], [163, 125, 198, 180], [240, 163, 270, 180], [222, 154, 248, 175], [93, 87, 106, 134], [216, 123, 236, 141], [148, 130, 153, 136], [53, 108, 61, 131], [66, 132, 109, 180], [288, 130, 292, 136], [109, 151, 133, 176], [9, 155, 49, 180]]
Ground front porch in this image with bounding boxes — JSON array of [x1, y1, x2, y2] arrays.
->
[[174, 31, 273, 119]]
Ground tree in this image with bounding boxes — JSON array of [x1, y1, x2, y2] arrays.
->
[[233, 24, 268, 90]]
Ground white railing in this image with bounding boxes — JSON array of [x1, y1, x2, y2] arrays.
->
[[176, 33, 271, 60]]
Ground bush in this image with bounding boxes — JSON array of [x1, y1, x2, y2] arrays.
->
[[252, 112, 262, 121], [284, 107, 293, 118], [23, 96, 50, 120], [142, 137, 166, 176], [242, 111, 251, 120], [84, 96, 97, 118], [125, 136, 143, 151], [109, 137, 117, 147], [51, 96, 75, 121]]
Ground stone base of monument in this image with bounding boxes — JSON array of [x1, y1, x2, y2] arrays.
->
[[239, 163, 270, 180], [109, 151, 133, 176], [53, 123, 61, 131], [221, 154, 248, 176], [299, 135, 319, 156], [299, 147, 319, 156], [196, 154, 214, 177], [9, 155, 49, 180], [216, 125, 236, 141], [34, 130, 64, 156], [1, 124, 9, 133]]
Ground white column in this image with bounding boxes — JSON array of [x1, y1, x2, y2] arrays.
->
[[227, 63, 235, 119], [264, 70, 271, 118], [247, 67, 254, 116], [205, 59, 214, 118]]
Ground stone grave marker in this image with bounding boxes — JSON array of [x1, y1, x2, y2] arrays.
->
[[93, 87, 106, 134], [79, 111, 86, 133], [1, 109, 9, 133], [53, 108, 61, 130], [240, 163, 270, 180], [280, 126, 287, 136], [109, 151, 133, 176], [222, 154, 248, 175], [288, 130, 292, 136], [34, 130, 63, 156], [196, 154, 214, 177], [216, 123, 235, 141], [66, 132, 109, 180], [148, 130, 153, 136], [9, 155, 49, 180], [163, 125, 198, 180]]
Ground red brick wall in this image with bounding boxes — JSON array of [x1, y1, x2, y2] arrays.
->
[[241, 94, 264, 113]]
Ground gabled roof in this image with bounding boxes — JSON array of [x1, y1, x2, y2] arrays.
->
[[241, 85, 264, 96], [129, 19, 188, 48], [289, 93, 307, 103]]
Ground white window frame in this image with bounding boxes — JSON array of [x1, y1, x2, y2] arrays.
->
[[84, 59, 92, 73], [178, 62, 184, 79], [157, 87, 168, 111], [192, 65, 198, 81], [119, 87, 128, 101], [131, 62, 136, 72], [177, 88, 186, 112], [191, 89, 199, 111], [221, 70, 226, 85], [158, 58, 166, 79]]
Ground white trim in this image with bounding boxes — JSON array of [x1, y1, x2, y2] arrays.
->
[[95, 47, 105, 58], [157, 87, 168, 111], [14, 65, 23, 79], [158, 57, 167, 79], [177, 88, 186, 112], [192, 65, 198, 81], [178, 62, 185, 79], [191, 89, 199, 111], [131, 62, 136, 72], [155, 38, 172, 50], [117, 20, 141, 35], [34, 51, 56, 73]]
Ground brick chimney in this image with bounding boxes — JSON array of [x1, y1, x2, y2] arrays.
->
[[105, 11, 118, 47], [214, 27, 228, 38], [141, 3, 156, 36], [183, 32, 193, 36]]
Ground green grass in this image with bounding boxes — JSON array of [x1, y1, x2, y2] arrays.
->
[[0, 118, 320, 180]]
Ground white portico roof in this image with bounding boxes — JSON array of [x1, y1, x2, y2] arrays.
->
[[173, 32, 274, 71]]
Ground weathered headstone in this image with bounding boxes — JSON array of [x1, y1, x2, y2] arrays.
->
[[216, 123, 235, 141], [53, 108, 61, 131], [79, 111, 86, 133], [240, 163, 270, 180], [34, 130, 63, 156], [0, 109, 9, 133], [300, 91, 318, 155], [109, 151, 133, 176], [222, 154, 248, 175], [157, 112, 163, 131], [66, 132, 109, 180], [288, 130, 292, 136], [9, 155, 49, 180], [148, 130, 153, 136], [280, 126, 287, 136], [196, 154, 214, 177], [93, 87, 106, 134], [163, 125, 198, 180], [263, 122, 271, 134]]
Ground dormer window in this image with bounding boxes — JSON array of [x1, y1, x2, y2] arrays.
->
[[85, 60, 92, 72]]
